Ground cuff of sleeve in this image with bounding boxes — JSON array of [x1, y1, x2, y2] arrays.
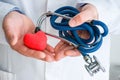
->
[[0, 2, 23, 45], [76, 3, 88, 9]]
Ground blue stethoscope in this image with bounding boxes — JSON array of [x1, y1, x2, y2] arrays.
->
[[36, 6, 108, 76]]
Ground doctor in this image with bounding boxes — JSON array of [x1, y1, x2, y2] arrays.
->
[[0, 0, 120, 80]]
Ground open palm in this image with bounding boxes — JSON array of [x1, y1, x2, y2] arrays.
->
[[3, 11, 55, 62]]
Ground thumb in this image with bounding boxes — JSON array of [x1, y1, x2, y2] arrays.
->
[[3, 26, 19, 46], [69, 13, 86, 27], [6, 33, 18, 46], [69, 4, 98, 27], [9, 35, 18, 46]]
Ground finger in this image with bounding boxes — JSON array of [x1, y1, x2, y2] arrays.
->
[[65, 49, 81, 57], [43, 50, 55, 62], [56, 43, 68, 53], [45, 55, 54, 62], [7, 34, 18, 46], [22, 48, 46, 59], [3, 24, 18, 46], [77, 30, 90, 39], [54, 40, 65, 53], [55, 45, 74, 61], [46, 44, 54, 53], [69, 4, 98, 27], [13, 42, 46, 60]]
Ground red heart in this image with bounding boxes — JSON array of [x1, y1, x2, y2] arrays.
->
[[23, 31, 47, 50]]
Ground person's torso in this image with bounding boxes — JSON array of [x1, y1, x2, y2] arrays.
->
[[0, 0, 111, 80]]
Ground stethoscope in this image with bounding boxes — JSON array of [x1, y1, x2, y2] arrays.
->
[[35, 6, 108, 76]]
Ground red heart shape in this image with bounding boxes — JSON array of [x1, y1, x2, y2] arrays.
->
[[23, 31, 47, 50]]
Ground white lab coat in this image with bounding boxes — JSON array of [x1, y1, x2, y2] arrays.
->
[[0, 0, 120, 80]]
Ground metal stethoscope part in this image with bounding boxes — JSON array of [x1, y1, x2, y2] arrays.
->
[[36, 10, 106, 76], [36, 11, 78, 47], [84, 55, 105, 76]]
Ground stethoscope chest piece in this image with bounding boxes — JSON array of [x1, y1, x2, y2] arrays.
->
[[24, 6, 108, 76], [84, 55, 105, 76]]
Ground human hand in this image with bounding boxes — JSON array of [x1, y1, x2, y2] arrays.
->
[[54, 3, 98, 61], [3, 11, 55, 62]]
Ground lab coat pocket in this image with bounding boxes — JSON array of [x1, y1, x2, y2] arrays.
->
[[0, 70, 16, 80]]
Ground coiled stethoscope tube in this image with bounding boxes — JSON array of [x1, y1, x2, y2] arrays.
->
[[49, 6, 108, 56], [36, 6, 108, 76]]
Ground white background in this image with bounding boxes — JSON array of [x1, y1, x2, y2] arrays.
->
[[110, 35, 120, 80]]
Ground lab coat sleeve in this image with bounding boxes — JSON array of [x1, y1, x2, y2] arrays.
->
[[0, 2, 22, 45], [76, 0, 120, 35]]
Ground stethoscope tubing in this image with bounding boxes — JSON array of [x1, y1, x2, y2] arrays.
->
[[49, 6, 108, 56]]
